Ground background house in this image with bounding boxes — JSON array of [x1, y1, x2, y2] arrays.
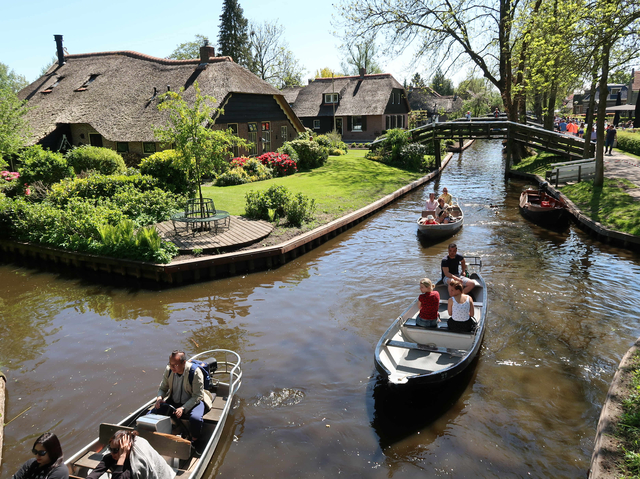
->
[[289, 69, 410, 142], [18, 36, 304, 161]]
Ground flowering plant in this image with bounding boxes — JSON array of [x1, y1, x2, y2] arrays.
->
[[256, 152, 297, 177], [1, 171, 20, 182], [230, 156, 249, 168]]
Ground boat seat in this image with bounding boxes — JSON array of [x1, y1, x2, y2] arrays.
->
[[404, 316, 475, 335], [386, 339, 467, 357], [438, 299, 483, 307], [203, 394, 227, 424], [73, 451, 104, 470], [99, 423, 192, 460]]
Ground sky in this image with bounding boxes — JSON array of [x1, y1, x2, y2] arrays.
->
[[0, 0, 471, 87]]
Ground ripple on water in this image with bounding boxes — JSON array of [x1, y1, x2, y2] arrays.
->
[[251, 388, 306, 408]]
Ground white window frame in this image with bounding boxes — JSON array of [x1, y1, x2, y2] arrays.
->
[[324, 93, 339, 104], [352, 116, 363, 132], [313, 119, 321, 130]]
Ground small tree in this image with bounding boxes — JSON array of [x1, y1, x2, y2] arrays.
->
[[168, 34, 210, 60], [154, 81, 247, 215], [0, 87, 31, 168]]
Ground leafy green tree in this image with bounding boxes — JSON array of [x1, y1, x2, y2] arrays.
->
[[248, 20, 306, 88], [430, 68, 454, 96], [0, 62, 28, 93], [315, 67, 342, 78], [37, 56, 58, 79], [218, 0, 251, 67], [609, 70, 633, 84], [411, 73, 425, 89], [339, 34, 384, 75], [0, 87, 31, 168], [168, 35, 210, 60], [154, 81, 248, 210]]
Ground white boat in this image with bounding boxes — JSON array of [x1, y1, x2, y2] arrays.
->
[[375, 265, 486, 386], [416, 203, 463, 239], [65, 349, 242, 479]]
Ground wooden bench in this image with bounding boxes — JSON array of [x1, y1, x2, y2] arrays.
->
[[386, 339, 467, 357], [545, 158, 596, 186], [203, 394, 227, 424]]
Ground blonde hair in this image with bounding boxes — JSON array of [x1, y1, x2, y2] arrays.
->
[[420, 278, 433, 290]]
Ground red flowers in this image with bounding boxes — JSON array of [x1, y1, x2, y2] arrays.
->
[[256, 152, 297, 177]]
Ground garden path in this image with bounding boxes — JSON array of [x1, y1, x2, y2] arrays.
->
[[605, 149, 640, 199]]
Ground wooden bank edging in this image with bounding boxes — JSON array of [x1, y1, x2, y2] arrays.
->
[[588, 336, 640, 478], [0, 150, 459, 286], [0, 370, 5, 468], [508, 169, 640, 249]]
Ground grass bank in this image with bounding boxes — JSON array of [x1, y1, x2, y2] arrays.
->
[[510, 154, 640, 236], [201, 150, 426, 219]]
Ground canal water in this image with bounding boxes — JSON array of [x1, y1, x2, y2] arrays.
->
[[2, 140, 640, 478]]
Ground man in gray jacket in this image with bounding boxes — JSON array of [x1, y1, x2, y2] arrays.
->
[[149, 350, 213, 445]]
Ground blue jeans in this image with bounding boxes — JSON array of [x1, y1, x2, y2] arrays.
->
[[416, 316, 438, 328], [149, 399, 205, 439]]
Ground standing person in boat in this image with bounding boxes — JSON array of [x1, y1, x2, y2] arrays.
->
[[148, 350, 213, 450], [438, 187, 453, 205], [12, 432, 69, 479], [434, 197, 451, 224], [86, 430, 175, 479], [416, 278, 440, 328], [441, 243, 476, 293], [447, 279, 475, 332], [424, 192, 438, 211]]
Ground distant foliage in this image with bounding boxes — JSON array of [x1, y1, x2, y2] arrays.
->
[[288, 140, 329, 169], [367, 129, 439, 171], [399, 143, 431, 171], [216, 167, 250, 186], [65, 146, 127, 175], [617, 134, 640, 157], [276, 142, 299, 162], [18, 145, 74, 186], [49, 174, 158, 205], [140, 149, 192, 196], [0, 170, 29, 197], [244, 185, 315, 226], [216, 158, 272, 185]]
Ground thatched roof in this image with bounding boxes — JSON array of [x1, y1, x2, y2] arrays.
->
[[19, 49, 302, 144], [291, 73, 407, 118], [281, 85, 304, 105]]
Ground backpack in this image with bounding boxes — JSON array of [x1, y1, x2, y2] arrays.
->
[[188, 358, 217, 391]]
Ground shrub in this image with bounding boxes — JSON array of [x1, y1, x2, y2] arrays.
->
[[0, 171, 28, 197], [277, 142, 300, 162], [18, 145, 74, 186], [230, 156, 249, 168], [121, 152, 144, 168], [96, 219, 178, 263], [296, 128, 315, 141], [216, 167, 250, 186], [65, 145, 126, 175], [140, 149, 192, 196], [618, 133, 640, 157], [257, 152, 297, 177], [399, 143, 430, 171], [288, 140, 329, 169], [315, 135, 332, 148], [48, 174, 158, 206], [285, 192, 316, 227], [243, 158, 273, 182], [329, 148, 346, 156], [110, 187, 185, 226]]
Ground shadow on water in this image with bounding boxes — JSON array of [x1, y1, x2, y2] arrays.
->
[[369, 354, 481, 451]]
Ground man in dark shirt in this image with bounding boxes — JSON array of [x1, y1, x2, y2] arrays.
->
[[441, 243, 477, 293], [605, 125, 617, 155]]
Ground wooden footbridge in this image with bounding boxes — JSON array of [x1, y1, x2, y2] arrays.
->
[[407, 118, 592, 170]]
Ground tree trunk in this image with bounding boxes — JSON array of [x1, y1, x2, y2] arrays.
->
[[583, 79, 598, 158], [544, 82, 558, 130], [534, 91, 544, 124], [595, 45, 612, 187]]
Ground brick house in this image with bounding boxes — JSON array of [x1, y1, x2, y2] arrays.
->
[[18, 36, 305, 161], [289, 69, 410, 142]]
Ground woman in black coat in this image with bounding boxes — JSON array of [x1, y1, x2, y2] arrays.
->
[[12, 432, 69, 479]]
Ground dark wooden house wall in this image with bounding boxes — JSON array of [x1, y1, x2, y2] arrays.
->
[[217, 93, 288, 123]]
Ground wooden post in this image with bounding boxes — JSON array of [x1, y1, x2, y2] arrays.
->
[[434, 139, 442, 170], [1, 371, 6, 467], [505, 136, 513, 178]]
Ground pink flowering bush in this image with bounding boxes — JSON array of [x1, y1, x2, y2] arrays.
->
[[0, 171, 30, 197], [256, 152, 297, 177]]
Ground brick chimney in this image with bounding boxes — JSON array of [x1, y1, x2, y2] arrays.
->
[[200, 45, 216, 63], [54, 34, 65, 67]]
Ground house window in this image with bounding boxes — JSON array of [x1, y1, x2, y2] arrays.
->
[[352, 116, 363, 131], [391, 93, 395, 105], [42, 76, 64, 94], [248, 122, 257, 155], [89, 134, 103, 147], [386, 115, 391, 130], [228, 124, 239, 157], [324, 93, 338, 104], [398, 115, 404, 129], [261, 121, 271, 152], [143, 142, 156, 154], [281, 125, 287, 142], [313, 119, 321, 130], [75, 74, 99, 92], [610, 88, 620, 100], [116, 142, 129, 153]]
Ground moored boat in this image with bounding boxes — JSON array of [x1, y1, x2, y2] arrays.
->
[[65, 349, 242, 479], [416, 203, 464, 240], [519, 188, 568, 226], [375, 264, 486, 386]]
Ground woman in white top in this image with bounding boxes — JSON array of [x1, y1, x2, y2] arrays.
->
[[424, 192, 438, 211], [447, 279, 475, 332]]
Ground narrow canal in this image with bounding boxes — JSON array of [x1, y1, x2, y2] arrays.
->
[[2, 140, 640, 478]]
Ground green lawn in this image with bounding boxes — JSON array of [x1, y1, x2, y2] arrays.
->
[[511, 154, 640, 236], [201, 150, 426, 218]]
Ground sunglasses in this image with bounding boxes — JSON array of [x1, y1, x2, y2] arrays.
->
[[32, 449, 48, 457]]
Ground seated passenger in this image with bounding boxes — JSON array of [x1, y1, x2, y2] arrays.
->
[[435, 198, 451, 224], [424, 192, 438, 210], [441, 242, 477, 294], [87, 430, 176, 479], [13, 432, 69, 479], [439, 188, 453, 205], [416, 278, 440, 328], [420, 215, 437, 225], [447, 279, 476, 332]]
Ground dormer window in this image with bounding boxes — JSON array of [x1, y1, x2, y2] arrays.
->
[[41, 76, 64, 94], [324, 93, 339, 104], [75, 74, 99, 92]]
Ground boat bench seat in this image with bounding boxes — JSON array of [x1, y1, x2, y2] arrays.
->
[[386, 339, 466, 357], [203, 394, 227, 424], [99, 423, 192, 460], [438, 299, 483, 307], [405, 316, 477, 334]]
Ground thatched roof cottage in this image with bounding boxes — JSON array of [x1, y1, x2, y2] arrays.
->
[[18, 35, 305, 160], [290, 69, 410, 142]]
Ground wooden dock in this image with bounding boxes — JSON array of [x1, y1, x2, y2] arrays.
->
[[156, 216, 273, 253]]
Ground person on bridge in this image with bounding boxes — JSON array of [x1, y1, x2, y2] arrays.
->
[[424, 192, 438, 210], [605, 125, 617, 155], [494, 107, 499, 119], [466, 111, 471, 121], [438, 188, 453, 205], [441, 243, 477, 294]]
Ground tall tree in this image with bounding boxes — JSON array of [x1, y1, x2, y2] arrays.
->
[[430, 68, 454, 96], [218, 0, 251, 67], [248, 20, 306, 88], [315, 67, 342, 78], [0, 62, 28, 93], [339, 34, 384, 75], [168, 35, 210, 60], [0, 87, 31, 168], [411, 73, 425, 89]]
